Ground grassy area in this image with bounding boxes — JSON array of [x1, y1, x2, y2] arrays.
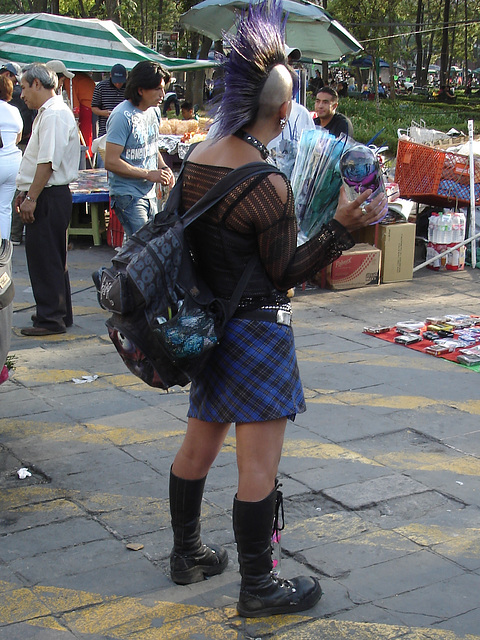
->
[[306, 93, 480, 157]]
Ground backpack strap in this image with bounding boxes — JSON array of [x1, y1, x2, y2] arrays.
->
[[226, 253, 257, 318]]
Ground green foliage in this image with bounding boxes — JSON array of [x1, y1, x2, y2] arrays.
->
[[5, 354, 16, 371], [307, 93, 480, 155]]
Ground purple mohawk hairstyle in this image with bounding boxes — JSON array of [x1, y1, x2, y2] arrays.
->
[[212, 0, 290, 139]]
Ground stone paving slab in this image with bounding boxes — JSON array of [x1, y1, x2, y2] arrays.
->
[[2, 241, 480, 639]]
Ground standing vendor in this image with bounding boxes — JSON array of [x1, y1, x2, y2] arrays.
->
[[104, 61, 175, 238]]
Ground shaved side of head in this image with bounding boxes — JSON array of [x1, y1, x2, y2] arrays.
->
[[258, 64, 293, 120]]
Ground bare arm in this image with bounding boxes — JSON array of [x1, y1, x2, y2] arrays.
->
[[105, 141, 174, 186], [91, 106, 111, 118], [16, 162, 53, 224]]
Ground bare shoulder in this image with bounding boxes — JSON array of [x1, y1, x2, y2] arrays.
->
[[186, 139, 217, 164], [266, 172, 289, 205]]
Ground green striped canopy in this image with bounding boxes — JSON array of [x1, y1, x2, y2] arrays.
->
[[0, 13, 214, 72]]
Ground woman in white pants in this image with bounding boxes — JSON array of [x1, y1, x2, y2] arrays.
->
[[0, 75, 22, 240]]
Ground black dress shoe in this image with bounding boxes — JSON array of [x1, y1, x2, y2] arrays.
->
[[21, 326, 66, 336], [31, 314, 73, 328]]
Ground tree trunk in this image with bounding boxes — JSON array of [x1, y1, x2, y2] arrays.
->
[[191, 36, 212, 108], [158, 0, 164, 31], [388, 0, 396, 100], [105, 0, 121, 24], [32, 0, 48, 11], [464, 0, 468, 86], [415, 0, 424, 85], [185, 32, 200, 102], [440, 0, 450, 87]]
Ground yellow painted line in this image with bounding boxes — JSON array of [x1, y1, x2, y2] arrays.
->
[[288, 512, 369, 543], [10, 366, 106, 384], [10, 329, 97, 342], [1, 580, 479, 639], [394, 523, 480, 558], [0, 486, 66, 511], [6, 367, 182, 390], [0, 419, 110, 443], [280, 439, 383, 465], [2, 414, 478, 480], [374, 450, 480, 476], [1, 586, 53, 624], [275, 618, 480, 639], [306, 389, 480, 415], [72, 305, 109, 316], [297, 347, 442, 371]]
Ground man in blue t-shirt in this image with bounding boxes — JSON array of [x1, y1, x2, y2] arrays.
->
[[105, 61, 175, 237]]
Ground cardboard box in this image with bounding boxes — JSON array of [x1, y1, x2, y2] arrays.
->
[[378, 222, 415, 283], [326, 244, 381, 290], [351, 222, 416, 283]]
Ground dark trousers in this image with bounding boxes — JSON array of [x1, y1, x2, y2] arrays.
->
[[25, 185, 73, 331], [162, 94, 180, 116]]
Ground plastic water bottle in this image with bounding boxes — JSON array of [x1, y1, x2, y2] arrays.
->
[[452, 212, 466, 243], [428, 213, 438, 243], [441, 213, 453, 244], [339, 144, 388, 222]]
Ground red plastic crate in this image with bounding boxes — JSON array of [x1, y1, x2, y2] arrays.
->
[[106, 207, 124, 248], [394, 139, 480, 206]]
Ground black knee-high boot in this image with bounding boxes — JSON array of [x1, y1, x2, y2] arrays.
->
[[169, 468, 228, 585], [233, 485, 322, 617]]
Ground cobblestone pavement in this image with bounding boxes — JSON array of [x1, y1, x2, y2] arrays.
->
[[1, 239, 480, 639]]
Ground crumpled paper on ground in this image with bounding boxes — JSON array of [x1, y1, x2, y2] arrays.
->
[[72, 374, 98, 384]]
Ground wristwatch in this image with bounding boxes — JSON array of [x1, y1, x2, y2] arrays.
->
[[25, 195, 36, 203]]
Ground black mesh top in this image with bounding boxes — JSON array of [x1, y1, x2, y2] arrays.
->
[[182, 161, 354, 292]]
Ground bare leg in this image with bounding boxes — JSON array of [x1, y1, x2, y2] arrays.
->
[[172, 417, 231, 480], [235, 417, 287, 501]]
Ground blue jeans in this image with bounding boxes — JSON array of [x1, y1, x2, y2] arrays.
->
[[110, 194, 158, 238]]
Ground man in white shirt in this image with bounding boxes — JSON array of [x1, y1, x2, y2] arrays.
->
[[15, 63, 80, 336], [267, 45, 315, 177]]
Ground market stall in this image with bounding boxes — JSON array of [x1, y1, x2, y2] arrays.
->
[[395, 123, 480, 271], [69, 169, 110, 246], [0, 13, 215, 72]]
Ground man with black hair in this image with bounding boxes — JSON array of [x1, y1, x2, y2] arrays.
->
[[314, 86, 353, 138], [181, 100, 197, 120], [105, 61, 175, 237]]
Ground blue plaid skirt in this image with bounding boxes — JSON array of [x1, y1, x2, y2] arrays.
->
[[188, 318, 306, 423]]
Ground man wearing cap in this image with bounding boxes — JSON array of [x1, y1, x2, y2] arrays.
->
[[91, 64, 127, 138], [45, 60, 74, 106], [1, 62, 35, 147], [15, 63, 80, 336]]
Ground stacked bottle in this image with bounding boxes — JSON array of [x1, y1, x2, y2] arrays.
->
[[426, 212, 466, 271]]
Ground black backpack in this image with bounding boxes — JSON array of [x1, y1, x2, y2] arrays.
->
[[93, 161, 282, 390]]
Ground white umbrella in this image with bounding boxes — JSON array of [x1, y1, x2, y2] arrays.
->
[[180, 0, 363, 62]]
